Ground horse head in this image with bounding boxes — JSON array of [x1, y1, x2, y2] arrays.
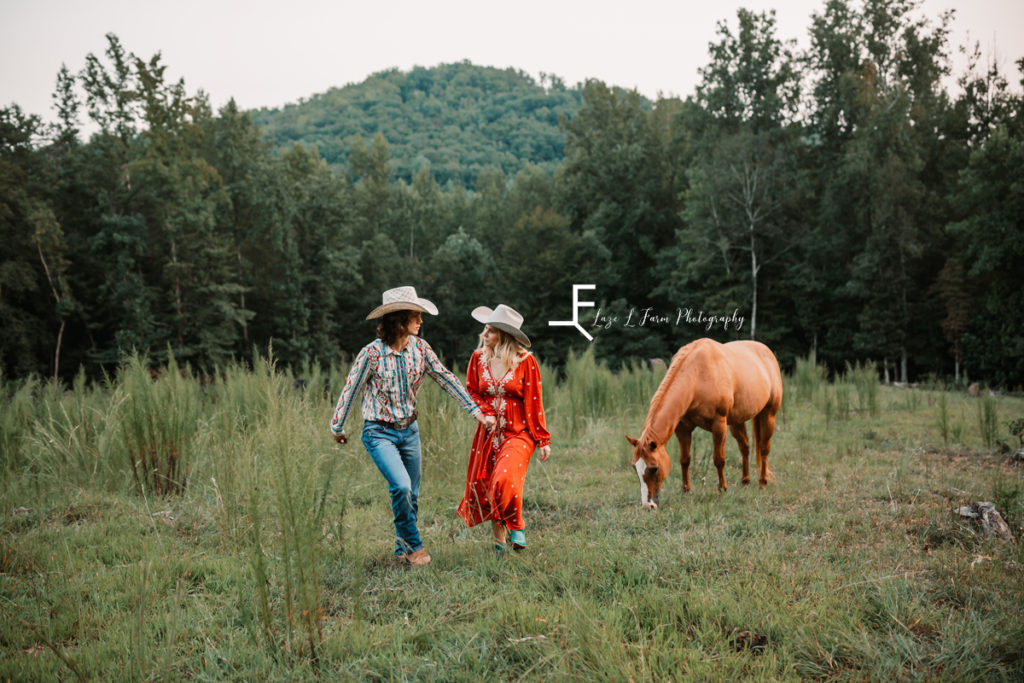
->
[[625, 434, 670, 509]]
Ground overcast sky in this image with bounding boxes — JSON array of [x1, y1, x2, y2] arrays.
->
[[2, 0, 1022, 126]]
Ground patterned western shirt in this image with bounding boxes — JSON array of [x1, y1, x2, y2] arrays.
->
[[331, 336, 480, 435]]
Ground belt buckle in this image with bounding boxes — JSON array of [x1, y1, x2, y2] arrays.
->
[[377, 413, 415, 430]]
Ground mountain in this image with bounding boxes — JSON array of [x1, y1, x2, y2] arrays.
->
[[250, 61, 585, 188]]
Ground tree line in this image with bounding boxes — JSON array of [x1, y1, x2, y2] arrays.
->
[[1, 0, 1022, 386]]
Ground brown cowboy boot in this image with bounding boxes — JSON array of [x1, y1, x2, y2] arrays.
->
[[405, 548, 431, 567]]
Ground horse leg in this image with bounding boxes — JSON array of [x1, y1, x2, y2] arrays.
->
[[752, 416, 763, 482], [754, 410, 776, 488], [712, 416, 728, 492], [730, 423, 751, 485], [674, 423, 693, 493]]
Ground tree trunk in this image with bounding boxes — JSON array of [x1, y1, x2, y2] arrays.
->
[[36, 239, 65, 381], [54, 318, 65, 380], [237, 247, 248, 344], [750, 226, 758, 340], [171, 237, 184, 349]]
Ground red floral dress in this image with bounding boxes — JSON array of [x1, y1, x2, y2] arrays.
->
[[457, 349, 551, 531]]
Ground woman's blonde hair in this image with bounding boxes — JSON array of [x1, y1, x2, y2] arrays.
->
[[478, 326, 528, 372]]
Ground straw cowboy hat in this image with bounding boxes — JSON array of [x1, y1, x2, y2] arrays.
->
[[366, 286, 439, 320], [472, 304, 532, 348]]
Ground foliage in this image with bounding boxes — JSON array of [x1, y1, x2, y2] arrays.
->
[[252, 62, 583, 188], [1008, 417, 1024, 448], [947, 124, 1024, 386], [2, 2, 1024, 385], [558, 81, 685, 363]]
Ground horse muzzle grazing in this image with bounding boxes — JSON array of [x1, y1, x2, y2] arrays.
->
[[628, 435, 669, 509], [634, 459, 659, 508]]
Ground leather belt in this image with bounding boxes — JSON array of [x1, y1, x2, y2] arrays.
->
[[371, 411, 418, 430]]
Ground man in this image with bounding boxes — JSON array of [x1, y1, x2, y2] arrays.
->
[[331, 286, 494, 567]]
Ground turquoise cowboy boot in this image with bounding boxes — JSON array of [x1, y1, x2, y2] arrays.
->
[[509, 529, 526, 550]]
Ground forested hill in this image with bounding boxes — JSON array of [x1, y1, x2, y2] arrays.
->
[[251, 62, 589, 187]]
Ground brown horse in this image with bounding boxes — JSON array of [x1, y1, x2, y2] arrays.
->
[[626, 338, 782, 508]]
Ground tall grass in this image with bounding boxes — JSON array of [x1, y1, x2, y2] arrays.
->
[[834, 382, 852, 421], [110, 352, 201, 496], [937, 388, 950, 445], [26, 368, 112, 488], [845, 360, 879, 417], [557, 348, 663, 441], [792, 350, 826, 403], [203, 354, 339, 670], [0, 374, 42, 471], [978, 392, 1000, 450], [2, 350, 1023, 680]]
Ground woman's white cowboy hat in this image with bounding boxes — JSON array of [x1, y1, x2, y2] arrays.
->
[[472, 304, 532, 348], [366, 286, 439, 320]]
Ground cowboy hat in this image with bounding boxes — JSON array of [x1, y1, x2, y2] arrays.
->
[[366, 286, 439, 320], [472, 304, 532, 348]]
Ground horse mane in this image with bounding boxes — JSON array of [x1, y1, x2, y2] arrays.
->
[[642, 340, 703, 440]]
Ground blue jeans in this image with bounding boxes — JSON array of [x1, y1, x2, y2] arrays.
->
[[361, 421, 423, 556]]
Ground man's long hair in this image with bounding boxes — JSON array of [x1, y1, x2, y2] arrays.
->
[[377, 310, 412, 346]]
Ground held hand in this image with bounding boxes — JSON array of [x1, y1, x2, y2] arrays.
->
[[477, 414, 497, 432], [333, 431, 348, 445], [538, 445, 551, 462]]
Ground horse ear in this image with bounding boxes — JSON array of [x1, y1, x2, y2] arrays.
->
[[625, 435, 639, 447]]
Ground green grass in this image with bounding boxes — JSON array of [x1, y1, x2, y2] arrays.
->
[[2, 353, 1023, 680]]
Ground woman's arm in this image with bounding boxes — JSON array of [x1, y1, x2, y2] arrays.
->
[[522, 354, 551, 448]]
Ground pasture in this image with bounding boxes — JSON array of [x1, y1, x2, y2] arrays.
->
[[1, 350, 1023, 680]]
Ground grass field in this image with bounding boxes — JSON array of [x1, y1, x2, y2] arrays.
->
[[2, 350, 1023, 681]]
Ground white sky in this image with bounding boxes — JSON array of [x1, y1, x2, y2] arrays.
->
[[2, 0, 1022, 126]]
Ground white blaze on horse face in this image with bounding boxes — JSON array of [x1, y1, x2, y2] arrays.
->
[[635, 458, 650, 505]]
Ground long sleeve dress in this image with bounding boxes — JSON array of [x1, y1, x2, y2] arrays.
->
[[457, 348, 551, 531]]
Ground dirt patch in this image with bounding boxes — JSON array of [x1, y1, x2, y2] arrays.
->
[[58, 505, 93, 526], [729, 628, 771, 654]]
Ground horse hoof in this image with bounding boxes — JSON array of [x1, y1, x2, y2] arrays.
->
[[641, 502, 658, 510]]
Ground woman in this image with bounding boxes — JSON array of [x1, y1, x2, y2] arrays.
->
[[331, 286, 495, 568], [457, 304, 551, 553]]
